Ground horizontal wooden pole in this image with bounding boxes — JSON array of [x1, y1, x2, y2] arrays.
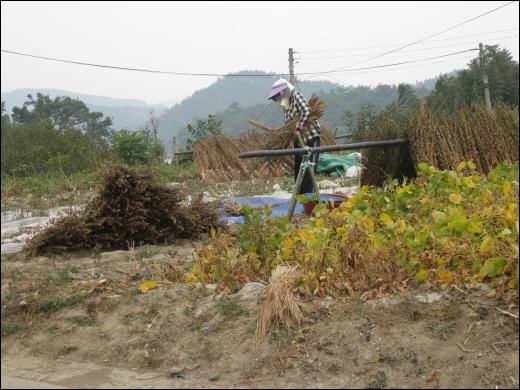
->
[[240, 139, 409, 158]]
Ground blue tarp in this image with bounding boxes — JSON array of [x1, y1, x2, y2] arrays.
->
[[217, 194, 350, 224], [218, 196, 304, 224]]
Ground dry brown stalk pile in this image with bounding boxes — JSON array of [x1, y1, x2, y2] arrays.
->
[[25, 165, 222, 255], [193, 95, 336, 182], [192, 131, 292, 182], [360, 104, 519, 186]]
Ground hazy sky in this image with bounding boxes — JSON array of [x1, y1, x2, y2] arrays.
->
[[1, 1, 519, 104]]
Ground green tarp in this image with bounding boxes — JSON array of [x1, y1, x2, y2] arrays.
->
[[317, 153, 360, 177]]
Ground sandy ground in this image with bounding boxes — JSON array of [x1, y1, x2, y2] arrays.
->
[[2, 240, 518, 389]]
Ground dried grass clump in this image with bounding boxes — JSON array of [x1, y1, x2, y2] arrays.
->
[[193, 95, 336, 182], [408, 104, 519, 173], [192, 132, 292, 182], [255, 265, 303, 347], [25, 165, 222, 255], [361, 104, 519, 187]]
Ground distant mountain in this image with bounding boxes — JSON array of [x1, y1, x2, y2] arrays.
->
[[2, 70, 442, 148], [158, 70, 439, 147], [157, 70, 338, 145], [1, 88, 166, 130]]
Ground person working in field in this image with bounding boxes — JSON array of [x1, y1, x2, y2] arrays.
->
[[267, 78, 321, 195]]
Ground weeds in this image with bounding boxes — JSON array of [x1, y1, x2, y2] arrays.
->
[[366, 371, 387, 389], [436, 322, 457, 339], [37, 291, 88, 313], [216, 297, 245, 317], [1, 322, 22, 336], [69, 316, 96, 326]]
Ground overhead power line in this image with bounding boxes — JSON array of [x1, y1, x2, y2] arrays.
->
[[316, 1, 517, 75], [298, 34, 519, 60], [299, 53, 475, 81], [295, 27, 519, 54], [0, 49, 289, 78], [1, 48, 478, 77]]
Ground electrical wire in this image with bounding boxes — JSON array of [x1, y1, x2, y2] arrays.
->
[[1, 48, 479, 77], [314, 1, 517, 75], [0, 49, 289, 78], [298, 34, 519, 60], [295, 27, 519, 54]]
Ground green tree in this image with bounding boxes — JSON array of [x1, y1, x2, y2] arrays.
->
[[1, 119, 103, 177], [186, 114, 223, 149], [11, 93, 113, 145], [397, 83, 421, 111], [1, 101, 11, 137], [426, 46, 519, 111], [112, 130, 151, 165], [352, 104, 376, 142]]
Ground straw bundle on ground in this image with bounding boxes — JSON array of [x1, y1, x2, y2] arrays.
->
[[361, 104, 519, 186], [255, 265, 303, 348], [25, 165, 222, 255]]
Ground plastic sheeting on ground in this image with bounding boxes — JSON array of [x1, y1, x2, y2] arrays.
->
[[218, 196, 304, 224], [317, 153, 361, 177]]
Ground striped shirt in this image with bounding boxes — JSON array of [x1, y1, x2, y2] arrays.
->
[[284, 90, 321, 142]]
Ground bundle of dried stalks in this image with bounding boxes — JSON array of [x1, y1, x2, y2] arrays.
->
[[193, 95, 335, 182], [408, 104, 519, 173], [192, 132, 292, 182], [361, 104, 519, 186], [263, 95, 327, 151], [26, 165, 222, 255], [255, 265, 303, 348]]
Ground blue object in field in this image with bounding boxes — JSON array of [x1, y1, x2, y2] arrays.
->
[[218, 196, 304, 224], [303, 193, 347, 202]]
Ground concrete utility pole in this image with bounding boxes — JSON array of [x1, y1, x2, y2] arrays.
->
[[288, 48, 296, 84], [172, 136, 178, 168], [479, 43, 492, 110]]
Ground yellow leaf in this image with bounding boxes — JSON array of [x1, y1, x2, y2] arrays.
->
[[396, 185, 412, 195], [483, 190, 492, 204], [449, 193, 463, 204], [503, 210, 517, 224], [482, 207, 493, 217], [456, 161, 466, 171], [138, 281, 159, 293], [365, 218, 375, 234], [415, 269, 429, 282], [467, 161, 476, 170], [479, 236, 494, 255], [336, 226, 348, 237], [282, 237, 295, 248], [463, 177, 476, 188], [398, 219, 407, 233], [502, 182, 511, 197], [420, 196, 429, 205], [437, 269, 453, 284], [468, 219, 483, 234], [379, 213, 393, 226]]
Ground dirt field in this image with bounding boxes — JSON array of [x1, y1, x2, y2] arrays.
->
[[1, 241, 518, 389]]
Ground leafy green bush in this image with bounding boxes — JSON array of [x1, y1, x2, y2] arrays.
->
[[191, 162, 519, 301]]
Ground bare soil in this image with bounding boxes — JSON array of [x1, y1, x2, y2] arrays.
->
[[1, 242, 518, 389]]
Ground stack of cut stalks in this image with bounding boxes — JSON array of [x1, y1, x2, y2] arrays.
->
[[192, 95, 335, 182]]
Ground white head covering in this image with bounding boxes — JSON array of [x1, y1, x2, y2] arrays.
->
[[267, 78, 295, 100]]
